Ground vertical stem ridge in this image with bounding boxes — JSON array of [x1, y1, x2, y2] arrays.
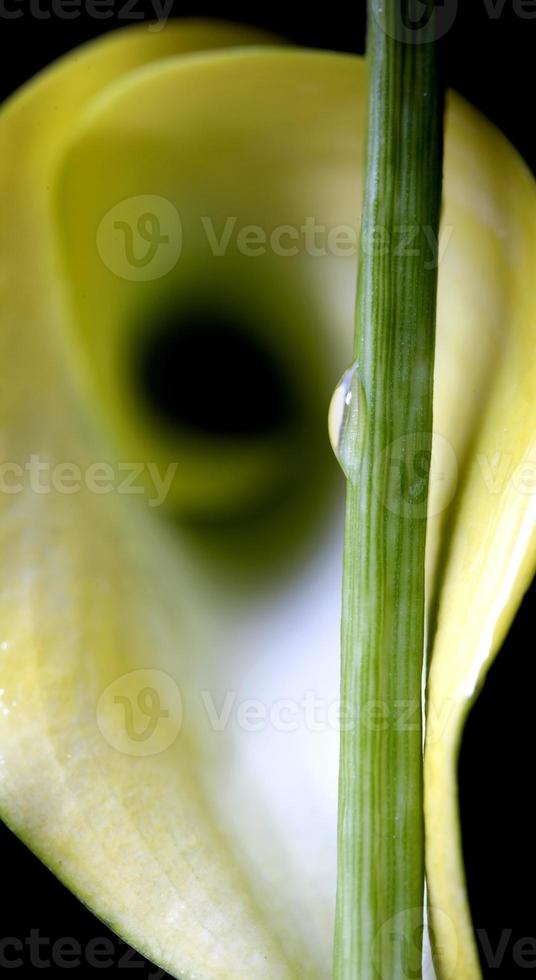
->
[[334, 2, 443, 978]]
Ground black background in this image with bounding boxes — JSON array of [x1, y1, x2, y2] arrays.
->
[[1, 2, 535, 977]]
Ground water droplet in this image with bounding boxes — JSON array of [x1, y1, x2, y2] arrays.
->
[[328, 360, 367, 483]]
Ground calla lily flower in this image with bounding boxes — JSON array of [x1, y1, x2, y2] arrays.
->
[[0, 20, 535, 980]]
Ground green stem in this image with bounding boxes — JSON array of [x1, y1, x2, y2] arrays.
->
[[334, 3, 443, 979]]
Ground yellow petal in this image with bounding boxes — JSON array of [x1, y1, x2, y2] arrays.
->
[[424, 93, 536, 978], [1, 24, 535, 980]]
